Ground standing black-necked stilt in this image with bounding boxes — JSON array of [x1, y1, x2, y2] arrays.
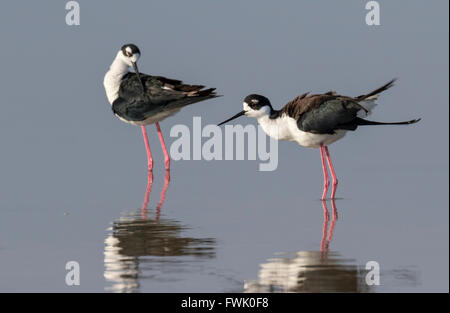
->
[[218, 79, 420, 200], [104, 44, 219, 171]]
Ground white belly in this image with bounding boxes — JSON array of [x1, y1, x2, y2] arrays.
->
[[258, 114, 347, 148], [293, 129, 347, 148], [115, 108, 181, 126]]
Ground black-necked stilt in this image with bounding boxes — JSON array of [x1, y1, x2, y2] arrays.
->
[[104, 44, 219, 171], [218, 79, 420, 200]]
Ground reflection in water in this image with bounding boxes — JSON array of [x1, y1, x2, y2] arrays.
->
[[245, 200, 371, 293], [104, 171, 216, 292], [141, 170, 170, 220]]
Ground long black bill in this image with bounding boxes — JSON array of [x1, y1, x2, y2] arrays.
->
[[218, 111, 246, 126], [132, 62, 145, 93]]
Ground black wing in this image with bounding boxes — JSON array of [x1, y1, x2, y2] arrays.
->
[[297, 98, 363, 134], [113, 72, 218, 121], [296, 79, 398, 134]]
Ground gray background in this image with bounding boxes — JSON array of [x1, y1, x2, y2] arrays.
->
[[0, 0, 448, 292]]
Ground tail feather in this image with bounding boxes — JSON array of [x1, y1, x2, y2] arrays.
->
[[186, 87, 216, 96], [356, 79, 396, 101], [355, 117, 421, 126], [177, 84, 205, 92]]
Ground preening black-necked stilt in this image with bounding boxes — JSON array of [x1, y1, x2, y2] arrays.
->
[[218, 79, 420, 200], [104, 44, 219, 171]]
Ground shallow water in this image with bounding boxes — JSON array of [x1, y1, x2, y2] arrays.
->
[[97, 171, 426, 293], [0, 148, 447, 292]]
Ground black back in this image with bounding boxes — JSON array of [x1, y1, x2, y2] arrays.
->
[[296, 99, 363, 134], [112, 72, 218, 122], [279, 79, 405, 134]]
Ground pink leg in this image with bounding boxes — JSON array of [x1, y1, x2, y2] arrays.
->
[[156, 170, 171, 221], [320, 200, 330, 256], [320, 199, 339, 258], [155, 122, 170, 170], [327, 199, 338, 242], [320, 145, 329, 200], [141, 171, 154, 219], [141, 126, 153, 171], [324, 146, 338, 199]]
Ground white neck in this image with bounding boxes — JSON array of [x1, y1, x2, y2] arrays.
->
[[103, 51, 130, 104], [257, 113, 297, 141]]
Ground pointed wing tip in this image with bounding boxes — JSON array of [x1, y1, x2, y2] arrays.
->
[[387, 78, 398, 87]]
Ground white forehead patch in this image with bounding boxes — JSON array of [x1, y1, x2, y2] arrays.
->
[[125, 47, 133, 55], [243, 102, 250, 111]]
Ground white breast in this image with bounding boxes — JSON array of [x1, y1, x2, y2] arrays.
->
[[103, 52, 130, 104], [257, 114, 347, 148], [103, 73, 121, 104]]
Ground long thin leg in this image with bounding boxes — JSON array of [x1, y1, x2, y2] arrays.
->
[[320, 199, 339, 258], [141, 171, 154, 219], [156, 170, 171, 221], [320, 145, 329, 200], [141, 126, 153, 171], [324, 146, 338, 199], [328, 199, 338, 242], [155, 122, 170, 170], [320, 200, 330, 257]]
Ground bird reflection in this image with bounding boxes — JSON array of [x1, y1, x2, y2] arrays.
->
[[245, 200, 371, 293], [104, 171, 216, 292], [320, 200, 338, 258], [141, 170, 170, 220]]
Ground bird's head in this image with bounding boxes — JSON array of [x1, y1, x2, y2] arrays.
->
[[118, 43, 145, 92], [218, 94, 272, 125], [119, 43, 141, 67]]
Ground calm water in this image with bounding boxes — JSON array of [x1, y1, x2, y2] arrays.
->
[[0, 1, 448, 293], [2, 158, 444, 292]]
